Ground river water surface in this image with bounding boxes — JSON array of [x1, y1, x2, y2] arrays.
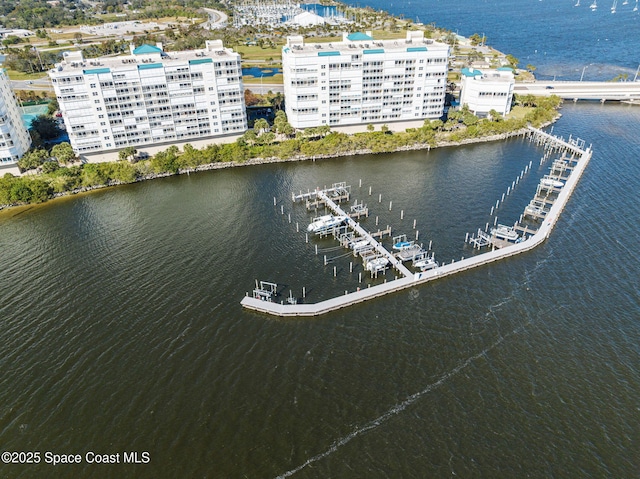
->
[[2, 0, 640, 475], [1, 102, 639, 478]]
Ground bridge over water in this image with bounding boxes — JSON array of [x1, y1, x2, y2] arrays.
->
[[514, 80, 640, 102]]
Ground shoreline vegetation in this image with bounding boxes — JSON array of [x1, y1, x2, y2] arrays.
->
[[0, 96, 561, 211]]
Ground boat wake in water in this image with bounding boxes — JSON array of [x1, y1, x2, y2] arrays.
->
[[275, 303, 548, 478]]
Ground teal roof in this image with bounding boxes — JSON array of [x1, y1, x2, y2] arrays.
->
[[363, 49, 384, 55], [347, 32, 373, 41], [189, 58, 213, 65], [497, 66, 514, 72], [83, 68, 110, 75], [406, 46, 427, 52], [132, 44, 162, 55], [318, 51, 340, 56], [461, 67, 482, 77], [137, 63, 162, 70]]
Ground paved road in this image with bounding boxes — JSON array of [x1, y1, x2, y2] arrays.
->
[[11, 76, 53, 91], [514, 80, 640, 100], [202, 8, 228, 29], [243, 83, 284, 94]]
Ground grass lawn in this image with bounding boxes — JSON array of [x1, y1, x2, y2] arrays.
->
[[48, 32, 92, 41], [235, 44, 284, 60], [506, 106, 532, 120], [243, 74, 283, 84], [4, 70, 47, 81]]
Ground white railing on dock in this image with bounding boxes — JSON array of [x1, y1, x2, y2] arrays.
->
[[243, 130, 591, 317]]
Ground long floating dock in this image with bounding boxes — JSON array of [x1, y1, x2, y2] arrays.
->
[[241, 127, 592, 317]]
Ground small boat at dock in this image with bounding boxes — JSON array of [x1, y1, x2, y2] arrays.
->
[[414, 257, 438, 271], [307, 215, 347, 233], [525, 204, 547, 217], [491, 224, 520, 242], [540, 178, 564, 188], [365, 257, 389, 272], [393, 240, 412, 250]]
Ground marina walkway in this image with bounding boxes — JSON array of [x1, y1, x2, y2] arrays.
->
[[316, 190, 413, 279], [241, 128, 592, 317]]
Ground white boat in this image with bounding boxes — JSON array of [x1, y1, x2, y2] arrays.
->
[[350, 239, 370, 250], [634, 0, 638, 10], [575, 0, 580, 5], [414, 257, 438, 271], [491, 224, 520, 242], [540, 178, 565, 188], [611, 0, 617, 12], [590, 0, 597, 9], [307, 215, 347, 233], [525, 204, 546, 216], [366, 257, 389, 272], [393, 240, 413, 250]]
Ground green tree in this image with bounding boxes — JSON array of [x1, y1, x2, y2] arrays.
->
[[30, 115, 62, 141], [254, 118, 269, 135], [505, 54, 519, 68], [41, 160, 60, 173], [18, 148, 48, 171], [47, 98, 59, 115], [50, 142, 75, 165], [118, 146, 137, 162]]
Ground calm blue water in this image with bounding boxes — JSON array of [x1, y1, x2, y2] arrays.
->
[[345, 0, 640, 81], [242, 67, 282, 78], [1, 3, 639, 479]]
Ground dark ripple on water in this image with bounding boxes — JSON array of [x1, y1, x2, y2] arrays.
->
[[1, 104, 640, 478]]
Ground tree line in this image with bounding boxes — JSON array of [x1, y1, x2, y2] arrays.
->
[[1, 95, 561, 208]]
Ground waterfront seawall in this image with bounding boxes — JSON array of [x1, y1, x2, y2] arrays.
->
[[241, 127, 591, 317]]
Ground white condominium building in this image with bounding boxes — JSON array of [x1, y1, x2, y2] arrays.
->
[[459, 67, 515, 117], [0, 68, 31, 167], [49, 41, 246, 155], [282, 31, 449, 129]]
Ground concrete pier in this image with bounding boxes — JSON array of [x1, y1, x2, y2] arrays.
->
[[241, 128, 592, 317]]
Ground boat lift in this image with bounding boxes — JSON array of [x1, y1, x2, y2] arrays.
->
[[252, 280, 278, 302]]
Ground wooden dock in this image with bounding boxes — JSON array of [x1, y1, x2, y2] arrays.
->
[[316, 190, 413, 279], [242, 128, 592, 317]]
